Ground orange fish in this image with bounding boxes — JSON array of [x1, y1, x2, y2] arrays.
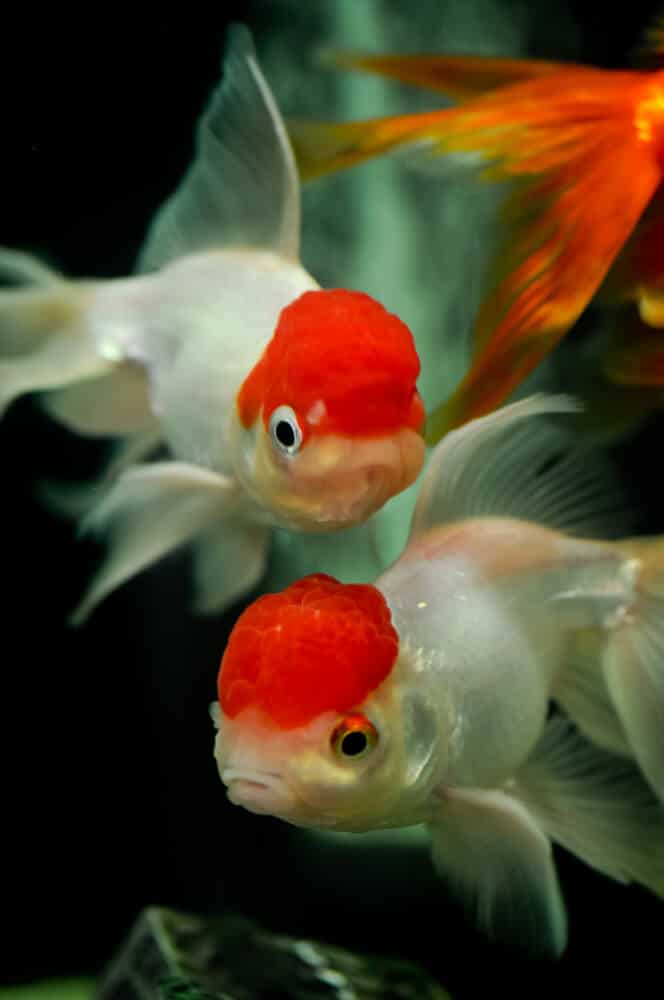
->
[[289, 23, 664, 442]]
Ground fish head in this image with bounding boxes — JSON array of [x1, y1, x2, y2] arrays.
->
[[231, 289, 425, 531], [213, 574, 441, 831]]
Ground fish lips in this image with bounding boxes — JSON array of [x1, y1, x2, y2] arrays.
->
[[221, 766, 291, 816]]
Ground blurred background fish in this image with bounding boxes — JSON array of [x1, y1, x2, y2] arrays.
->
[[289, 16, 664, 442]]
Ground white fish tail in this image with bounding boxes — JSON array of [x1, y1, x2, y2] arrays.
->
[[513, 716, 664, 898], [0, 248, 107, 417], [601, 538, 664, 802]]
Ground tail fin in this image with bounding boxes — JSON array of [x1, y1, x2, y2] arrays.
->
[[0, 250, 106, 417], [288, 113, 445, 182], [602, 538, 664, 802], [322, 49, 572, 100]]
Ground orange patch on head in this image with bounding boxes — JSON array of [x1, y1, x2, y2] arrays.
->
[[218, 574, 399, 730], [236, 289, 423, 440]]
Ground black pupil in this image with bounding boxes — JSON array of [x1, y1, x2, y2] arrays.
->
[[341, 731, 368, 757], [275, 420, 296, 448]]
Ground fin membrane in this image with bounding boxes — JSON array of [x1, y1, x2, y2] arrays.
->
[[138, 24, 300, 271]]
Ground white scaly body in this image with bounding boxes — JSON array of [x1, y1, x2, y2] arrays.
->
[[215, 396, 664, 955], [0, 28, 424, 622]]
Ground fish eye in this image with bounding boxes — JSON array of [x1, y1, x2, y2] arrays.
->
[[269, 405, 303, 455], [331, 714, 379, 760]]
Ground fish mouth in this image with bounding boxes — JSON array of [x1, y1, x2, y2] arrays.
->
[[221, 767, 287, 814]]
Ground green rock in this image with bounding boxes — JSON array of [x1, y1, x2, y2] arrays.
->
[[96, 907, 451, 999]]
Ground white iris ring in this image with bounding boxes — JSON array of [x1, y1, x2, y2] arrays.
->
[[269, 405, 303, 455]]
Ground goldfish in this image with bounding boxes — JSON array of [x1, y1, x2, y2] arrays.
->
[[288, 23, 664, 442], [212, 394, 664, 954], [0, 26, 425, 624]]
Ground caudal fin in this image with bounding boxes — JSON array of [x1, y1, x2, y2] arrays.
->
[[602, 538, 664, 802], [321, 50, 570, 100]]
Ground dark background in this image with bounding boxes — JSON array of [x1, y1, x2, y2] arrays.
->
[[3, 4, 664, 997]]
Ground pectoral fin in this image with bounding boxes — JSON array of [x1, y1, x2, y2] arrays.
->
[[71, 461, 241, 624], [191, 517, 270, 614], [428, 784, 567, 956], [39, 427, 163, 521]]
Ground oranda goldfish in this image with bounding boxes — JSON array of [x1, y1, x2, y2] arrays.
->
[[288, 23, 664, 442], [213, 395, 664, 954], [0, 26, 425, 623]]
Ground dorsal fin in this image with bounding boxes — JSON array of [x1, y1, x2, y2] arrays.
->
[[410, 395, 630, 540], [138, 24, 300, 272]]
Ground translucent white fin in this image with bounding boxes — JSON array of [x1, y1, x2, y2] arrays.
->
[[603, 542, 664, 802], [39, 427, 163, 521], [39, 362, 153, 436], [138, 24, 300, 272], [0, 278, 110, 416], [552, 632, 631, 757], [0, 247, 61, 287], [514, 717, 664, 896], [428, 784, 567, 956], [70, 461, 239, 625], [0, 334, 112, 417], [191, 517, 269, 614], [411, 395, 630, 541]]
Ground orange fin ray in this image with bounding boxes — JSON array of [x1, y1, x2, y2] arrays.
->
[[426, 121, 660, 443], [323, 50, 575, 100], [288, 111, 452, 182], [289, 68, 641, 183]]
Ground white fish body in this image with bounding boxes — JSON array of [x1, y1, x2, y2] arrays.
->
[[0, 27, 425, 622], [376, 398, 664, 950], [83, 249, 316, 475], [214, 395, 664, 955]]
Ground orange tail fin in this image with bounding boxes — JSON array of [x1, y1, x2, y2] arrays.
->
[[289, 61, 662, 441], [288, 110, 455, 181], [421, 70, 660, 440], [325, 49, 575, 100]]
